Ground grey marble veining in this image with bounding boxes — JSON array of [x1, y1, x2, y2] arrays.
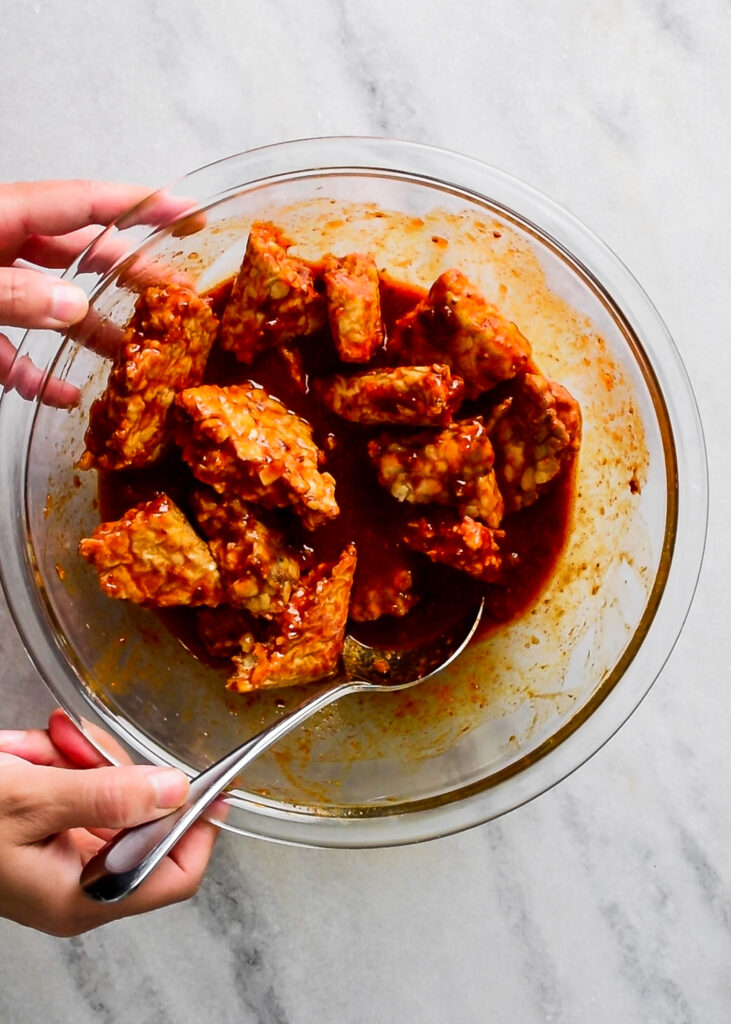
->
[[1, 1, 730, 1021]]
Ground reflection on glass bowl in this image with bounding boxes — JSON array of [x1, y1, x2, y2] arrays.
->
[[0, 139, 707, 848]]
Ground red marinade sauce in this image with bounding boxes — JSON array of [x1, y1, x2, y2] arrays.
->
[[97, 274, 574, 657]]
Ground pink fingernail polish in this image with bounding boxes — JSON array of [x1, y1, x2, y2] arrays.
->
[[50, 284, 88, 325]]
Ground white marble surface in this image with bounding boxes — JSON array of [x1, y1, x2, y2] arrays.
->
[[1, 1, 729, 1021]]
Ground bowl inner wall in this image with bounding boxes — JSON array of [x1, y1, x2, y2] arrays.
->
[[27, 176, 663, 814]]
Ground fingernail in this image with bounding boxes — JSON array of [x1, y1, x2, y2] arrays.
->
[[148, 767, 189, 809], [50, 283, 88, 326], [0, 730, 27, 749]]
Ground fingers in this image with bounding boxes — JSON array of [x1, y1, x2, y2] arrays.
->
[[75, 233, 195, 291], [0, 709, 139, 775], [172, 817, 220, 878], [66, 305, 124, 360], [114, 190, 203, 233], [48, 817, 219, 935], [0, 265, 87, 329], [17, 226, 104, 269], [0, 727, 75, 768], [0, 332, 80, 407], [0, 181, 154, 260], [0, 180, 202, 266], [47, 709, 126, 769], [0, 752, 31, 768], [114, 818, 221, 919], [2, 761, 190, 840], [47, 710, 109, 768], [0, 264, 86, 406], [0, 756, 221, 934]]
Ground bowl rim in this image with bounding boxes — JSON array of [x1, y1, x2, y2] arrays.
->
[[0, 136, 708, 847]]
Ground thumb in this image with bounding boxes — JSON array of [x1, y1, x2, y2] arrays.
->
[[4, 763, 189, 841]]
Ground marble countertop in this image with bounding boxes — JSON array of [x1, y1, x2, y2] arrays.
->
[[1, 2, 729, 1021]]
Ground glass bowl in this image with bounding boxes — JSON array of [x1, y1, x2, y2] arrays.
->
[[0, 138, 707, 847]]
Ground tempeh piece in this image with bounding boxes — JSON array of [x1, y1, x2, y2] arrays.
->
[[404, 514, 504, 582], [319, 365, 464, 426], [174, 383, 338, 530], [78, 495, 224, 606], [322, 252, 384, 362], [191, 488, 300, 615], [388, 268, 531, 397], [487, 373, 582, 511], [81, 285, 218, 470], [227, 544, 357, 692], [368, 418, 504, 528], [219, 222, 325, 363]]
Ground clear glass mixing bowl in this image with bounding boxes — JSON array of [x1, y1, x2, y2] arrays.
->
[[0, 138, 707, 847]]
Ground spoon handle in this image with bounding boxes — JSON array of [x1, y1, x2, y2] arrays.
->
[[80, 677, 361, 903]]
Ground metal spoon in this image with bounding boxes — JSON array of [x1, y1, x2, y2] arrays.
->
[[80, 599, 484, 903]]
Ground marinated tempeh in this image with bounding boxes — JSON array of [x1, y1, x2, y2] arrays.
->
[[389, 269, 531, 397], [219, 222, 325, 363], [319, 364, 464, 426], [322, 252, 384, 362], [81, 221, 583, 694], [81, 285, 218, 470], [404, 514, 504, 582], [228, 544, 357, 692], [368, 418, 504, 528], [174, 383, 339, 530], [79, 495, 224, 606], [191, 488, 300, 615], [487, 373, 582, 511]]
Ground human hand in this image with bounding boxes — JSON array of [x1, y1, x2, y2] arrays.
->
[[0, 180, 165, 405], [0, 708, 220, 936]]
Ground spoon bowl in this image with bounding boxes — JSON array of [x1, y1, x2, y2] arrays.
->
[[80, 599, 485, 903]]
